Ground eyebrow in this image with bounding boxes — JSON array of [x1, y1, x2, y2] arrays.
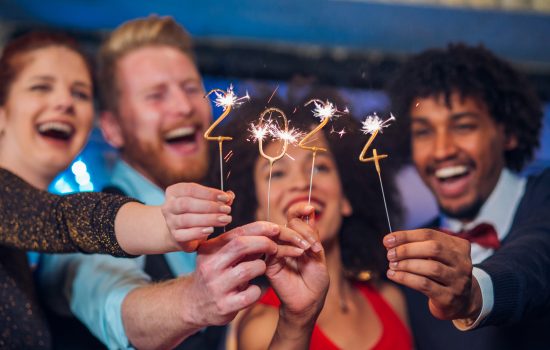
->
[[29, 75, 54, 82], [411, 111, 480, 124], [73, 81, 92, 89], [449, 112, 480, 121], [30, 75, 91, 89], [140, 83, 166, 94]]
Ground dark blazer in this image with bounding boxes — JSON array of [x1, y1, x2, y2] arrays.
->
[[406, 169, 550, 350]]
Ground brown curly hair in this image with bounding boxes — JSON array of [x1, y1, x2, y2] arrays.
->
[[387, 43, 542, 171]]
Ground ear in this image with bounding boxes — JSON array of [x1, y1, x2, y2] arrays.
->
[[341, 196, 353, 217], [504, 133, 518, 151], [99, 111, 125, 149]]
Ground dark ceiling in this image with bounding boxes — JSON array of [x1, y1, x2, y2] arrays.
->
[[1, 0, 549, 99]]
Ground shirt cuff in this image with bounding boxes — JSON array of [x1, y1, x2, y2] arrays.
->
[[453, 267, 494, 331], [104, 285, 142, 349]]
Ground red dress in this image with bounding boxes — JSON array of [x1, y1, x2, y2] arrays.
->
[[258, 283, 413, 350]]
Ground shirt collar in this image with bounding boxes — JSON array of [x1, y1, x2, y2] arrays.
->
[[109, 159, 165, 205], [441, 168, 526, 240]]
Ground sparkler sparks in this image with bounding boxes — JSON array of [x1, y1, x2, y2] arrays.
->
[[209, 84, 250, 110], [273, 125, 305, 145], [248, 118, 304, 146], [330, 126, 347, 138], [247, 120, 272, 143], [308, 99, 348, 121], [360, 112, 396, 135]]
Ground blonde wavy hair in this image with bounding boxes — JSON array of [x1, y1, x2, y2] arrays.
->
[[97, 15, 194, 112]]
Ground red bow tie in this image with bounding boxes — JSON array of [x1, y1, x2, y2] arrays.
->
[[440, 223, 501, 250]]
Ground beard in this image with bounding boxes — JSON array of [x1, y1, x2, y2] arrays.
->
[[438, 196, 484, 222], [121, 138, 209, 190]]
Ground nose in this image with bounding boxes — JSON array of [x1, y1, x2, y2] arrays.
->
[[289, 165, 313, 192], [168, 87, 194, 117], [433, 129, 458, 161], [52, 87, 75, 115]]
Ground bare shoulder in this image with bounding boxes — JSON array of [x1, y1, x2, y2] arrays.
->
[[378, 281, 409, 326], [236, 304, 279, 350]]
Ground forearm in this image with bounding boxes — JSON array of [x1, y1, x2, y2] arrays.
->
[[115, 203, 180, 256], [0, 168, 135, 255], [476, 224, 550, 326], [269, 307, 319, 350], [122, 277, 203, 350]]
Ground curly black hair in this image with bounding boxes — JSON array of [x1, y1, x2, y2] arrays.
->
[[387, 43, 543, 172], [207, 87, 403, 281]]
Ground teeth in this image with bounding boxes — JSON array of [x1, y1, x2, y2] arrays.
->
[[164, 126, 196, 141], [435, 165, 469, 179], [37, 122, 72, 136]]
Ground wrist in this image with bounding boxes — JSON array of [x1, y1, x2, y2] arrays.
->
[[278, 305, 319, 332], [465, 276, 483, 319], [178, 274, 209, 332], [271, 316, 315, 349]]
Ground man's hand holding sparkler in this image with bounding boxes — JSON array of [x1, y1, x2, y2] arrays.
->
[[382, 229, 482, 322], [179, 218, 324, 330]]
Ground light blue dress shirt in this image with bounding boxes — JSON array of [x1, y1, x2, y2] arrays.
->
[[37, 160, 197, 349]]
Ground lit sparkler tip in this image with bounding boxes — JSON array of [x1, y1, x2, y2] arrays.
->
[[210, 85, 249, 110], [248, 118, 304, 146], [306, 99, 348, 121], [248, 121, 270, 143], [360, 112, 396, 135], [275, 126, 306, 145]]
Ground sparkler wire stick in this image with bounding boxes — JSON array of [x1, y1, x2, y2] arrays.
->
[[358, 113, 395, 232], [373, 149, 392, 232], [204, 86, 250, 191], [298, 99, 344, 206], [298, 99, 346, 223], [307, 151, 316, 205]]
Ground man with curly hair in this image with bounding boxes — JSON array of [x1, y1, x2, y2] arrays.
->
[[384, 43, 550, 349]]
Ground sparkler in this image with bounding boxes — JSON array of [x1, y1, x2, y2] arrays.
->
[[299, 99, 347, 208], [359, 112, 396, 232], [250, 107, 290, 221], [204, 85, 250, 192]]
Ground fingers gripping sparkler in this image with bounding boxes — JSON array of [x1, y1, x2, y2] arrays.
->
[[359, 112, 396, 232]]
